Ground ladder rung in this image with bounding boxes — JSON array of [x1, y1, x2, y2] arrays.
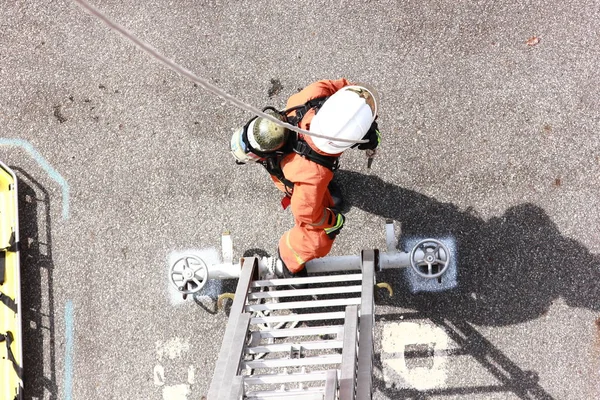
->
[[245, 388, 326, 399], [246, 297, 361, 312], [243, 354, 342, 369], [244, 371, 329, 385], [246, 339, 343, 354], [257, 325, 343, 338], [251, 311, 346, 324], [249, 285, 361, 299], [251, 273, 363, 287]]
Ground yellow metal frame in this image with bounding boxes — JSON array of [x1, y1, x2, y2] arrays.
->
[[0, 161, 22, 400]]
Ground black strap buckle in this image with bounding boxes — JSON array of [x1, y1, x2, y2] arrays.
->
[[281, 96, 329, 127], [331, 158, 340, 171], [293, 140, 311, 157]]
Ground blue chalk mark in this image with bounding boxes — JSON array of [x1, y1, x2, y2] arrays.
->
[[64, 300, 74, 400], [0, 138, 70, 219]]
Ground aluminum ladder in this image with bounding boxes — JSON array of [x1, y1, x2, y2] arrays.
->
[[207, 249, 377, 400]]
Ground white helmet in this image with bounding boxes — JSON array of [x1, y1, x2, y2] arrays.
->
[[230, 112, 289, 163], [309, 85, 378, 154]]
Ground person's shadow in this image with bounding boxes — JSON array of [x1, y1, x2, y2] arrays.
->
[[336, 169, 599, 325], [333, 169, 600, 399], [209, 169, 599, 399]]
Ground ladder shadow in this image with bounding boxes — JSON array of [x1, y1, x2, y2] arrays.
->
[[12, 167, 58, 400], [372, 312, 554, 400], [335, 169, 600, 324], [333, 169, 598, 398], [227, 170, 599, 398]]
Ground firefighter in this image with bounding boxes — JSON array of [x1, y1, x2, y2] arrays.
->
[[230, 79, 380, 287]]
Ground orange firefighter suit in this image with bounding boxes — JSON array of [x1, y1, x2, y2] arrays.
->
[[272, 78, 351, 273]]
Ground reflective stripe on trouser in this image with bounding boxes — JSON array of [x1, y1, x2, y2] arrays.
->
[[278, 226, 335, 273], [324, 212, 343, 235]]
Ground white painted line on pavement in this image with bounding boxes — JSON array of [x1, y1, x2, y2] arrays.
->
[[162, 384, 190, 400], [381, 321, 451, 390], [154, 337, 197, 400]]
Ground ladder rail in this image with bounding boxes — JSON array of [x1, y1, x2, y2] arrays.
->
[[207, 253, 378, 400], [220, 313, 251, 399], [222, 376, 244, 400], [207, 257, 257, 399], [339, 305, 359, 400], [324, 369, 339, 400], [356, 250, 376, 400]]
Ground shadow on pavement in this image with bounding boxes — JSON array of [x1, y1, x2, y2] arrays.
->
[[372, 312, 554, 399], [199, 169, 598, 399], [334, 169, 600, 399], [13, 168, 57, 400], [336, 169, 599, 325]]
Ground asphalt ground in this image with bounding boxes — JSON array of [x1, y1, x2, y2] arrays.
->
[[1, 0, 599, 399]]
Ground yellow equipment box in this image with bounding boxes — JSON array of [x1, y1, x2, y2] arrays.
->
[[0, 161, 22, 400]]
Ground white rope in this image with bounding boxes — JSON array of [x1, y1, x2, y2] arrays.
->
[[72, 0, 367, 144]]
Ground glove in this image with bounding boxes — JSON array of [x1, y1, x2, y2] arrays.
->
[[324, 210, 345, 240], [356, 121, 381, 150]]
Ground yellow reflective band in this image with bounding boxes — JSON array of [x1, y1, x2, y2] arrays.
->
[[285, 231, 306, 265], [308, 209, 329, 227], [324, 213, 344, 234]]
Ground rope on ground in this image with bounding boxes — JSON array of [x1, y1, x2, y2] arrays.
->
[[217, 293, 235, 310], [376, 282, 393, 297]]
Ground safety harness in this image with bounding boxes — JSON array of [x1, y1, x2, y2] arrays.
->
[[282, 96, 329, 126], [257, 96, 339, 193]]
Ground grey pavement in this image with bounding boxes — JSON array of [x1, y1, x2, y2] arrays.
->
[[1, 0, 599, 399]]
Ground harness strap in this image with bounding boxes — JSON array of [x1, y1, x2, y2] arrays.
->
[[283, 96, 329, 126], [263, 154, 295, 194], [292, 139, 339, 171], [261, 96, 337, 193], [262, 135, 339, 187]]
